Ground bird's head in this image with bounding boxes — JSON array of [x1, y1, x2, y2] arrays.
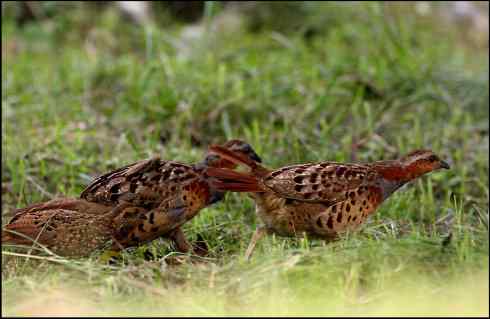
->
[[400, 149, 450, 179], [203, 139, 262, 168]]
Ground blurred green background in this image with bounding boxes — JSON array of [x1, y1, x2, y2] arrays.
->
[[2, 1, 488, 316]]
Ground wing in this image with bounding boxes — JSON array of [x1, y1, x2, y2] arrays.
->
[[80, 157, 161, 202], [80, 157, 201, 208], [263, 162, 377, 204], [112, 181, 211, 247]]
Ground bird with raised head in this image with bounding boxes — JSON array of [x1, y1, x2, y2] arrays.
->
[[204, 146, 450, 259]]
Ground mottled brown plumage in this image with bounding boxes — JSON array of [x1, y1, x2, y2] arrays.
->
[[204, 146, 450, 259], [1, 198, 146, 257], [79, 139, 262, 253], [2, 140, 261, 257]]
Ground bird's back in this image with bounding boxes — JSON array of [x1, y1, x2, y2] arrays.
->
[[2, 198, 116, 257]]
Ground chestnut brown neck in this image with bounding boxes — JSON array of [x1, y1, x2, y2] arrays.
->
[[371, 160, 414, 201], [372, 160, 419, 182]]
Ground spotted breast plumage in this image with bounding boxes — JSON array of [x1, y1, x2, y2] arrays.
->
[[80, 139, 262, 254], [204, 145, 450, 259]]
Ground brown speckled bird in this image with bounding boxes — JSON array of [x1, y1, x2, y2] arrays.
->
[[79, 139, 262, 255], [1, 198, 147, 257], [204, 146, 450, 259], [2, 140, 261, 257]]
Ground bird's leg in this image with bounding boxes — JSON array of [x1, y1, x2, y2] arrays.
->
[[166, 228, 209, 265], [168, 227, 192, 254], [168, 228, 209, 258], [244, 226, 268, 261], [192, 233, 209, 257]]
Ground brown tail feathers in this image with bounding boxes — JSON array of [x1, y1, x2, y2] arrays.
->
[[205, 167, 266, 193], [208, 145, 269, 176]]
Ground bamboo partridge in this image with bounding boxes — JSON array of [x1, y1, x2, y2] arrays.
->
[[2, 198, 148, 257], [204, 146, 450, 259], [79, 139, 262, 255]]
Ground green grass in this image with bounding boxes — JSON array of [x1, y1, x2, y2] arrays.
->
[[2, 2, 488, 316]]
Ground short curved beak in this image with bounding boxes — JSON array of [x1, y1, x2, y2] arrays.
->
[[440, 160, 450, 169], [250, 151, 262, 163]]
